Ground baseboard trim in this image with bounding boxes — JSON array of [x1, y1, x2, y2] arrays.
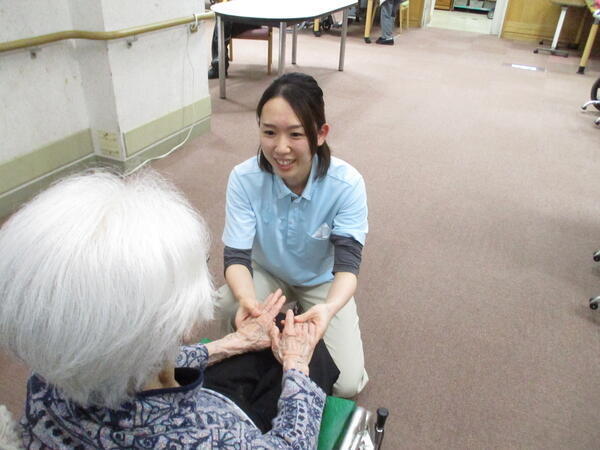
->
[[0, 129, 94, 195], [124, 97, 212, 157], [0, 116, 211, 220]]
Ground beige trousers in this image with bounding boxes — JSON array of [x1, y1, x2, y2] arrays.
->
[[215, 262, 369, 398]]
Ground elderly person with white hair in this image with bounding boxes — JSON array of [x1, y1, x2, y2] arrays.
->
[[0, 170, 325, 448]]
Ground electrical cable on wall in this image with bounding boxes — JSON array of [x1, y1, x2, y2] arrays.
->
[[124, 20, 199, 177]]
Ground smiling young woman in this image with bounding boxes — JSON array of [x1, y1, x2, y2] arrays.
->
[[217, 73, 369, 398]]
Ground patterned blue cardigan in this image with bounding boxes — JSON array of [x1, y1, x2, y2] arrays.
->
[[20, 344, 326, 449]]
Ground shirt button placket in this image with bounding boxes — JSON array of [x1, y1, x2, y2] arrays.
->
[[288, 196, 299, 246]]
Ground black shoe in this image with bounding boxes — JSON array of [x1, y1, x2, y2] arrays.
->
[[208, 64, 228, 79], [376, 37, 394, 45]]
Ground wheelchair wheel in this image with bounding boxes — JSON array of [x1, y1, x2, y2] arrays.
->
[[591, 78, 600, 112]]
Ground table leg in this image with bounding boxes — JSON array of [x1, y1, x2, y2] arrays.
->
[[551, 6, 567, 50], [578, 18, 599, 74], [339, 8, 348, 71], [364, 0, 374, 43], [278, 21, 287, 75], [292, 24, 298, 65], [218, 16, 226, 99]]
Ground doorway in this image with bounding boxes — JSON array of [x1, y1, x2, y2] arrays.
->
[[423, 0, 508, 36]]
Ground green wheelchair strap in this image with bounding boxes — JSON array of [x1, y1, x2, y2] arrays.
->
[[318, 396, 357, 450]]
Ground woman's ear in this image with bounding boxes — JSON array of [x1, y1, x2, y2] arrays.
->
[[317, 123, 330, 146]]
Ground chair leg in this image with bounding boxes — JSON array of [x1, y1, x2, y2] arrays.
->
[[369, 4, 378, 35], [267, 29, 273, 74], [364, 0, 375, 42], [314, 18, 320, 37], [405, 3, 409, 30], [398, 6, 402, 32], [229, 41, 233, 62]]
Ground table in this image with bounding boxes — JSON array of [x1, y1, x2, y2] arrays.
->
[[578, 0, 600, 74], [211, 0, 357, 98]]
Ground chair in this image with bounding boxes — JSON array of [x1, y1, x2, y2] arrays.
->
[[229, 26, 273, 74], [533, 0, 587, 57], [397, 0, 410, 32], [364, 0, 410, 43], [581, 77, 600, 127], [590, 249, 600, 309]]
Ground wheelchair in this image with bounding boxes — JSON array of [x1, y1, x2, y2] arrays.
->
[[310, 13, 355, 38], [580, 77, 600, 127], [319, 398, 388, 449], [590, 250, 600, 310], [199, 337, 388, 449]]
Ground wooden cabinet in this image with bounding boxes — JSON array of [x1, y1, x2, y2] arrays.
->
[[435, 0, 453, 10], [501, 0, 587, 42]]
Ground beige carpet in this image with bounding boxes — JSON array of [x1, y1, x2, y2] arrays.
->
[[2, 23, 600, 449]]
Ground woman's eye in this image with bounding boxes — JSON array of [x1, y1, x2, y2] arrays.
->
[[291, 132, 304, 138], [263, 130, 275, 136]]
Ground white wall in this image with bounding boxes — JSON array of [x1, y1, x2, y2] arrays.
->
[[0, 0, 212, 164], [101, 0, 212, 149], [0, 0, 90, 164], [491, 0, 508, 36], [422, 0, 435, 26], [107, 16, 212, 135]]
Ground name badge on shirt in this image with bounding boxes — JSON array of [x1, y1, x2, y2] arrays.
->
[[311, 223, 331, 240]]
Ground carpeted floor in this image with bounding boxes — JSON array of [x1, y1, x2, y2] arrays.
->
[[2, 23, 600, 449]]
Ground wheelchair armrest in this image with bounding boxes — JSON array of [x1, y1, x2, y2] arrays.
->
[[318, 396, 357, 450]]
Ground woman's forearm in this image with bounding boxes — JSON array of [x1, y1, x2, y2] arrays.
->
[[325, 272, 357, 315], [225, 264, 257, 306]]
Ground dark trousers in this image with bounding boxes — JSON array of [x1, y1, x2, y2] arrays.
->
[[203, 339, 339, 432]]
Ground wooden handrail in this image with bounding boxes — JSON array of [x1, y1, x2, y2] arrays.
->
[[0, 12, 214, 53]]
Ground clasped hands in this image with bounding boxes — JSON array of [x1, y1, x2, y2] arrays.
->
[[235, 289, 324, 375]]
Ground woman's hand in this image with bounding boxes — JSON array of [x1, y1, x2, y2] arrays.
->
[[271, 309, 318, 375], [293, 303, 334, 341], [234, 297, 264, 330], [236, 289, 286, 351]]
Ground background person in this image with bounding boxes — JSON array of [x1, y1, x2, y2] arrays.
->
[[0, 171, 325, 448], [377, 0, 407, 45], [218, 73, 369, 398]]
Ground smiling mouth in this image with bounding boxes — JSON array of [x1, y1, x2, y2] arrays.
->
[[275, 159, 294, 170]]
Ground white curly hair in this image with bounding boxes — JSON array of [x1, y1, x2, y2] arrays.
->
[[0, 170, 214, 408]]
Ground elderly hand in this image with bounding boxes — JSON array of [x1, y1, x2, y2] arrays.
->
[[235, 289, 286, 351], [270, 309, 318, 375], [293, 303, 334, 341]]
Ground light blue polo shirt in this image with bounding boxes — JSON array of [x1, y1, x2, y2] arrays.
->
[[222, 155, 368, 286]]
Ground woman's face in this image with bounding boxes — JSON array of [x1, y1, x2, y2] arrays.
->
[[259, 97, 329, 194]]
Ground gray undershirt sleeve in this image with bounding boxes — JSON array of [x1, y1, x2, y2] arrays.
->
[[223, 246, 253, 276], [330, 234, 363, 275]]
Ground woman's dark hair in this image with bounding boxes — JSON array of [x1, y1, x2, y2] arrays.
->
[[256, 73, 331, 178]]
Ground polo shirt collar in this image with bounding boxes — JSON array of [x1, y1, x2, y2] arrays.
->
[[274, 155, 319, 200]]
